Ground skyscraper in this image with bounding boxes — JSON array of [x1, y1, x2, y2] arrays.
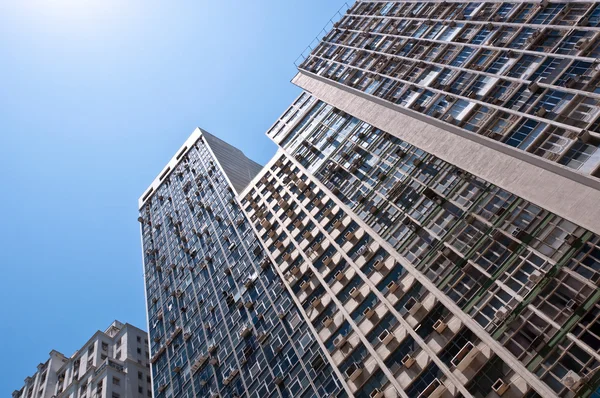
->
[[138, 128, 344, 398], [235, 1, 600, 398], [12, 321, 151, 398]]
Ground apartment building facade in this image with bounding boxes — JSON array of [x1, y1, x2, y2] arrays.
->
[[137, 129, 345, 398], [137, 1, 600, 397], [235, 2, 600, 398], [12, 321, 152, 398]]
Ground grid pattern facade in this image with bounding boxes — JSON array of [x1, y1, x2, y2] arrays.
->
[[139, 132, 344, 398], [241, 92, 600, 398], [298, 0, 600, 178]]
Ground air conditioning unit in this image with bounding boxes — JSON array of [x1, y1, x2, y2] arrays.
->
[[335, 271, 345, 281], [311, 296, 322, 308], [566, 299, 578, 311], [257, 332, 269, 344], [575, 38, 590, 50], [300, 280, 310, 291], [261, 259, 270, 269], [492, 379, 510, 396], [344, 230, 356, 241], [323, 256, 332, 266], [345, 363, 363, 381], [528, 81, 541, 93], [370, 389, 384, 398], [333, 335, 346, 348], [357, 245, 371, 257], [536, 107, 547, 117], [403, 297, 422, 316], [451, 342, 481, 371], [373, 258, 385, 271], [363, 307, 376, 319], [350, 287, 361, 298], [387, 281, 399, 293], [562, 370, 583, 391], [433, 319, 447, 333], [528, 270, 543, 283], [283, 252, 291, 262], [378, 329, 395, 345], [261, 220, 271, 229], [417, 379, 446, 398], [511, 227, 526, 240], [322, 316, 333, 328], [402, 354, 416, 368], [291, 266, 300, 275], [494, 307, 509, 323]]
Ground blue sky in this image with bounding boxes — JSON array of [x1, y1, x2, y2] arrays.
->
[[0, 0, 348, 394]]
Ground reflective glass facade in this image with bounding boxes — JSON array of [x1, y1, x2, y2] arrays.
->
[[139, 130, 344, 398]]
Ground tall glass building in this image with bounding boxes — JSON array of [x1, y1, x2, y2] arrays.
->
[[235, 2, 600, 398], [138, 129, 345, 398]]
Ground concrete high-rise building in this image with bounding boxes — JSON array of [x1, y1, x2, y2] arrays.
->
[[138, 128, 344, 398], [234, 2, 600, 398], [138, 2, 600, 397], [12, 321, 152, 398]]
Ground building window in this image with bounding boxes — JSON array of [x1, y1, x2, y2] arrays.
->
[[137, 348, 142, 354], [137, 336, 141, 343], [138, 371, 143, 380], [113, 377, 120, 386], [112, 394, 120, 398]]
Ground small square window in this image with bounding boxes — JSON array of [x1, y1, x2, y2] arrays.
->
[[113, 377, 120, 386]]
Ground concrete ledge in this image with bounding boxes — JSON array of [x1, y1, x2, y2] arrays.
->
[[293, 71, 600, 235]]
